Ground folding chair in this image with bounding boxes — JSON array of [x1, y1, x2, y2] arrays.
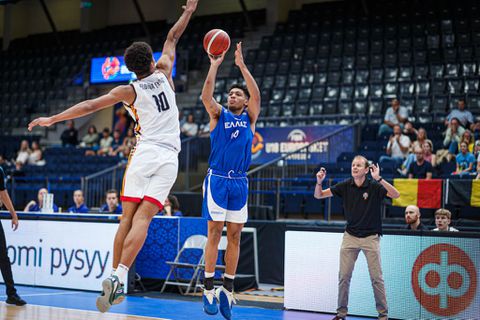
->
[[194, 236, 228, 293], [161, 234, 208, 295]]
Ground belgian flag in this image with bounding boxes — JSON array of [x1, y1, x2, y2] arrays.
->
[[392, 179, 442, 208], [447, 180, 480, 207]]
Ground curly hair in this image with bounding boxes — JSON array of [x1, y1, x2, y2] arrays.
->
[[124, 42, 153, 76], [229, 84, 250, 99]]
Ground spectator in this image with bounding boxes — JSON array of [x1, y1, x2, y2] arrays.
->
[[98, 128, 114, 156], [454, 141, 476, 175], [404, 205, 428, 231], [408, 147, 433, 179], [81, 125, 99, 148], [114, 108, 129, 134], [198, 122, 211, 137], [24, 188, 59, 212], [181, 114, 199, 137], [27, 141, 44, 165], [445, 99, 474, 129], [433, 209, 458, 232], [15, 140, 31, 166], [68, 190, 89, 213], [472, 120, 480, 141], [423, 140, 436, 167], [109, 130, 124, 156], [377, 98, 408, 137], [401, 127, 428, 173], [460, 130, 475, 153], [160, 194, 183, 216], [60, 120, 79, 147], [402, 121, 417, 142], [122, 128, 137, 150], [0, 154, 11, 169], [379, 124, 411, 168], [443, 118, 465, 151], [99, 189, 122, 214], [475, 140, 480, 158]]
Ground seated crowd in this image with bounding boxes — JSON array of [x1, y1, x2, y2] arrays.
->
[[378, 98, 480, 179], [20, 187, 182, 216]]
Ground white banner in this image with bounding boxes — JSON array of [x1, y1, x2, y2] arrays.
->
[[1, 220, 119, 291], [285, 231, 480, 319]]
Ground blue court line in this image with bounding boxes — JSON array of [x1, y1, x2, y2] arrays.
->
[[0, 285, 371, 320]]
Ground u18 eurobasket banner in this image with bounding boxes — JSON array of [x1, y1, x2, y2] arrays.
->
[[251, 125, 354, 165], [285, 231, 480, 319], [0, 219, 119, 291]]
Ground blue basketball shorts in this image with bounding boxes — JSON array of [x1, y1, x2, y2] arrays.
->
[[202, 169, 248, 224]]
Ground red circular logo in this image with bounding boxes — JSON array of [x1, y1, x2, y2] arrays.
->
[[412, 244, 477, 316]]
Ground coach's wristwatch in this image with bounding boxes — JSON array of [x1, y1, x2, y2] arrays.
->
[[376, 177, 383, 183]]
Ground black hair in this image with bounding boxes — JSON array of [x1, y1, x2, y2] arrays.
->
[[229, 84, 250, 99], [124, 41, 154, 77], [106, 189, 118, 196], [167, 194, 180, 211]]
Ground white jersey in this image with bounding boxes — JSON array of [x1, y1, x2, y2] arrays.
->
[[125, 71, 181, 152]]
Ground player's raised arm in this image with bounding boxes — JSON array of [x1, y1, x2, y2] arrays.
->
[[156, 0, 198, 78], [28, 85, 134, 131], [234, 42, 260, 125], [201, 52, 224, 120]]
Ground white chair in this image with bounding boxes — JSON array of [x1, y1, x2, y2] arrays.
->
[[193, 236, 228, 293], [161, 234, 208, 295]]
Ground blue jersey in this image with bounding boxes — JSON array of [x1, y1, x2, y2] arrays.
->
[[208, 108, 253, 174]]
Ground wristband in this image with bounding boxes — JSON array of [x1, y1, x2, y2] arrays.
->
[[376, 177, 383, 183]]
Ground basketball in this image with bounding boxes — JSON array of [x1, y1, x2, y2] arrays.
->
[[203, 29, 230, 56]]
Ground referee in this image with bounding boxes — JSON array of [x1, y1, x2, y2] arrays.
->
[[0, 166, 26, 305], [314, 155, 399, 320]]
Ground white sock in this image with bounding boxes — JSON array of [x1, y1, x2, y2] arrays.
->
[[111, 268, 116, 276], [114, 264, 129, 284], [205, 271, 215, 278], [224, 273, 235, 280]]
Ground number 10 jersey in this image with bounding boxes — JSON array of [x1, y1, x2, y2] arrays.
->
[[125, 70, 181, 153]]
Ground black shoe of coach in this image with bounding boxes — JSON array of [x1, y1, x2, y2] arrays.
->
[[6, 293, 27, 306]]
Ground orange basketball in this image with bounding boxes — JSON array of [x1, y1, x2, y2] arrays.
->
[[203, 29, 230, 56]]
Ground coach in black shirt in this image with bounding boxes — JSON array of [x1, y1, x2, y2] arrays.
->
[[0, 167, 26, 306], [314, 155, 400, 320]]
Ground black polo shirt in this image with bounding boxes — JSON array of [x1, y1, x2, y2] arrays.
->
[[331, 177, 387, 237], [405, 222, 429, 231]]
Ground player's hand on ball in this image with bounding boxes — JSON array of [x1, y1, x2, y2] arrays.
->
[[316, 167, 326, 184], [234, 42, 246, 68], [182, 0, 198, 13], [28, 117, 55, 131], [208, 51, 226, 66]]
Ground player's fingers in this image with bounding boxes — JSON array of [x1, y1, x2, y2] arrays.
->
[[28, 120, 37, 131]]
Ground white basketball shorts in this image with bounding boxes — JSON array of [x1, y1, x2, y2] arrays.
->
[[120, 142, 178, 209]]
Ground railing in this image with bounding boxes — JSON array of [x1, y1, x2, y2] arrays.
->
[[82, 136, 206, 205], [247, 121, 361, 220], [82, 162, 126, 208]]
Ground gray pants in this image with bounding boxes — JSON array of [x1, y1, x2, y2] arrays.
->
[[337, 232, 388, 320]]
